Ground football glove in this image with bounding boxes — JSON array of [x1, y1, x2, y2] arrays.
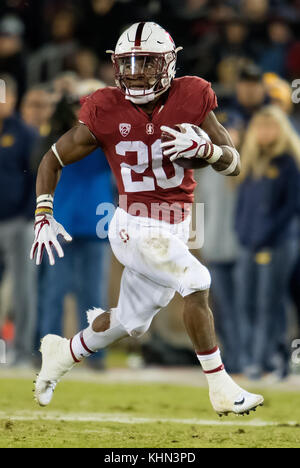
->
[[30, 214, 72, 266], [160, 123, 222, 163]]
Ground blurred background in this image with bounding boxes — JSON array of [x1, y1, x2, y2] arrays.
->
[[1, 0, 300, 382]]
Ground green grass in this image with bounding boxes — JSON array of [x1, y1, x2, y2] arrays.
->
[[1, 378, 300, 448]]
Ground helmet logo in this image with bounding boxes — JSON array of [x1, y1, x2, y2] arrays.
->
[[119, 123, 131, 137], [146, 123, 154, 135]]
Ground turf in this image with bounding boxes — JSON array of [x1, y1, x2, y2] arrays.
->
[[1, 378, 300, 448]]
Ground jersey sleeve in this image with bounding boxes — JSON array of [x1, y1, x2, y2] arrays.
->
[[192, 78, 218, 126], [78, 94, 105, 145], [202, 82, 218, 119]]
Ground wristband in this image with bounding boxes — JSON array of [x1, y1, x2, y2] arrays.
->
[[36, 201, 53, 210], [36, 194, 54, 216], [37, 194, 53, 208], [35, 207, 53, 216], [218, 146, 239, 175], [208, 144, 223, 163], [198, 142, 223, 163], [37, 194, 53, 204]]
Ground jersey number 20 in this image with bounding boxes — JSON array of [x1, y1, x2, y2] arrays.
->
[[115, 140, 185, 192]]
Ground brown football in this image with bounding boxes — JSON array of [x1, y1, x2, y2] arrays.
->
[[161, 124, 209, 170]]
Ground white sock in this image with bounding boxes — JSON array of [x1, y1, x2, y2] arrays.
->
[[70, 330, 94, 362], [196, 346, 226, 382], [70, 309, 128, 362], [197, 346, 241, 396]]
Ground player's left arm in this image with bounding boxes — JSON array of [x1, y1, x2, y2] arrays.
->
[[200, 111, 241, 176]]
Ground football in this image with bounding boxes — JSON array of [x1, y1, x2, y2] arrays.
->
[[161, 124, 209, 169]]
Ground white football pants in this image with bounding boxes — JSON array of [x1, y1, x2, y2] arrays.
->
[[108, 208, 211, 337]]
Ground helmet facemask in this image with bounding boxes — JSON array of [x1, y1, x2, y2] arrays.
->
[[112, 50, 177, 104]]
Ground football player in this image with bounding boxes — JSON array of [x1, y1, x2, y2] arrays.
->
[[32, 22, 263, 416]]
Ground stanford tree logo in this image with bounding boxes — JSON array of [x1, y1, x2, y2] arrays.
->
[[146, 123, 154, 135]]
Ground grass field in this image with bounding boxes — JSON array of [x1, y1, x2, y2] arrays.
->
[[1, 376, 300, 448]]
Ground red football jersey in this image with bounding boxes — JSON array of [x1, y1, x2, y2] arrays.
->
[[79, 76, 217, 223]]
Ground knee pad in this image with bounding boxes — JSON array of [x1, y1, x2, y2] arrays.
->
[[179, 263, 211, 297]]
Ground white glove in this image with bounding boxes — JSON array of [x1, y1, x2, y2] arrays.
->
[[30, 214, 72, 266], [160, 123, 222, 162]]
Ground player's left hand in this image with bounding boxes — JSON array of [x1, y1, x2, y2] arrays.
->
[[160, 124, 210, 162]]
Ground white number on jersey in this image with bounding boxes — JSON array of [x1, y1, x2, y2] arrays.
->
[[115, 139, 184, 193]]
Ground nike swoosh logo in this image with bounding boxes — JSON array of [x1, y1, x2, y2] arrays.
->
[[178, 140, 198, 158], [186, 140, 198, 152], [234, 398, 245, 406]]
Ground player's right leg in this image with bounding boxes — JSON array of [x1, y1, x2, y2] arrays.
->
[[34, 307, 128, 406]]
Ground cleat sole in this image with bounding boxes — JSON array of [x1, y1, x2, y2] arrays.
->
[[216, 401, 264, 417]]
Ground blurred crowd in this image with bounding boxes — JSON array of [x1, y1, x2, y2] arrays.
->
[[0, 0, 300, 380]]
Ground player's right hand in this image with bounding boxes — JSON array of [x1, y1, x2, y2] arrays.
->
[[30, 214, 72, 266]]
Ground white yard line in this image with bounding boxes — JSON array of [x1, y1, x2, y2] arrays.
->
[[0, 411, 297, 427]]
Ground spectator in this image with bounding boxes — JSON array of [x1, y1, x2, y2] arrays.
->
[[214, 19, 252, 71], [52, 71, 79, 100], [234, 105, 300, 379], [32, 80, 114, 370], [73, 49, 99, 80], [241, 0, 270, 52], [263, 72, 293, 114], [230, 63, 267, 125], [174, 0, 210, 19], [259, 19, 293, 77], [77, 0, 138, 60], [27, 9, 78, 87], [209, 3, 238, 23], [20, 85, 55, 136], [0, 74, 38, 366], [0, 15, 26, 100], [215, 56, 251, 100], [242, 0, 269, 22]]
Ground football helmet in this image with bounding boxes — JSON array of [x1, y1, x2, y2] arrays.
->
[[107, 22, 182, 104]]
